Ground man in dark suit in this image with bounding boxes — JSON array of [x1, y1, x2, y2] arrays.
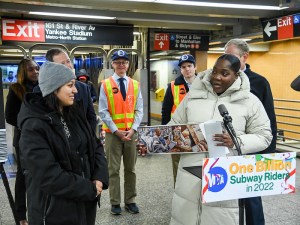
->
[[225, 39, 277, 225], [45, 48, 97, 131]]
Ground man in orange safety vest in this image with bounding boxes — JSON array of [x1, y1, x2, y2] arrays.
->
[[99, 50, 143, 215]]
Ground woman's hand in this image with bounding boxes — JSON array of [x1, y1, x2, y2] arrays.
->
[[93, 180, 103, 196], [213, 131, 234, 148]]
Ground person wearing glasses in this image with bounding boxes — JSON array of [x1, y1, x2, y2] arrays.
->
[[5, 58, 39, 225], [99, 50, 143, 215]]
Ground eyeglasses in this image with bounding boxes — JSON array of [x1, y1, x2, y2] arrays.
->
[[113, 61, 129, 65]]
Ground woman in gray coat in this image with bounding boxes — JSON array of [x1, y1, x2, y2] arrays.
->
[[169, 54, 272, 225]]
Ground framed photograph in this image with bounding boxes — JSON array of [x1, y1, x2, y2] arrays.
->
[[137, 124, 206, 154]]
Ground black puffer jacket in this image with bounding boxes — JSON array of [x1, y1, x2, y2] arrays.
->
[[18, 93, 108, 225], [33, 80, 97, 131]]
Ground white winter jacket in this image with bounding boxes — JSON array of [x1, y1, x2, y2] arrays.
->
[[169, 69, 272, 225]]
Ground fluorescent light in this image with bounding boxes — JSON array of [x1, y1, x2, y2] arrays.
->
[[29, 12, 116, 20], [125, 0, 288, 10], [241, 38, 251, 42], [125, 0, 156, 2], [209, 41, 222, 45], [133, 32, 141, 35], [0, 53, 25, 57]]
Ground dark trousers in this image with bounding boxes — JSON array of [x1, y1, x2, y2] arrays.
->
[[15, 146, 27, 221], [245, 196, 265, 225]]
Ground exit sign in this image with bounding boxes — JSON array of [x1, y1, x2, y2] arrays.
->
[[262, 14, 300, 41], [154, 33, 170, 50], [153, 32, 209, 51]]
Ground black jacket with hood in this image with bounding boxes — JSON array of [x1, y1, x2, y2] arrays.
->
[[18, 92, 109, 225]]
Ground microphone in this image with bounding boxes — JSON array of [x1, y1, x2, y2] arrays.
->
[[218, 104, 236, 137]]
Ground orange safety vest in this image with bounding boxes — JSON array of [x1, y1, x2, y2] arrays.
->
[[102, 76, 139, 132], [171, 81, 187, 114]]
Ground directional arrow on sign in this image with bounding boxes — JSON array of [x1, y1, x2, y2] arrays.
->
[[159, 41, 164, 48], [264, 22, 277, 37]]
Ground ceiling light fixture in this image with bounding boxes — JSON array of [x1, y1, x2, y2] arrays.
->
[[125, 0, 288, 10], [29, 12, 116, 20], [240, 38, 252, 42], [150, 58, 160, 61]]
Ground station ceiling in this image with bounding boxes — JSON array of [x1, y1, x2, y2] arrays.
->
[[0, 0, 300, 42]]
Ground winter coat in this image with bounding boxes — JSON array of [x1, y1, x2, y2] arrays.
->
[[75, 80, 97, 130], [87, 81, 98, 103], [244, 64, 277, 153], [33, 80, 97, 131], [18, 93, 109, 225], [5, 82, 37, 148], [169, 69, 272, 225], [76, 71, 98, 103]]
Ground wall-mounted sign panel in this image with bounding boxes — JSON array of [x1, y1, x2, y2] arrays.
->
[[154, 33, 170, 50], [262, 14, 300, 42], [153, 32, 209, 51], [169, 33, 209, 50], [2, 19, 133, 45]]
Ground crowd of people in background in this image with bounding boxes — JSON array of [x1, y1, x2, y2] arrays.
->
[[3, 39, 284, 225]]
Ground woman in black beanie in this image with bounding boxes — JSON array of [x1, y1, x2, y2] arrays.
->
[[18, 61, 108, 225]]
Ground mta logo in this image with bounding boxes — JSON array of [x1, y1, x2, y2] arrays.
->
[[181, 54, 189, 60], [207, 166, 228, 192], [117, 50, 125, 56]]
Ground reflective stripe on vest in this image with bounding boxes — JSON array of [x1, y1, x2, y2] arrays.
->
[[171, 81, 187, 114], [102, 76, 139, 132]]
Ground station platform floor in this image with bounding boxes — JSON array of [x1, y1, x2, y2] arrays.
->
[[1, 154, 300, 225], [0, 118, 299, 225]]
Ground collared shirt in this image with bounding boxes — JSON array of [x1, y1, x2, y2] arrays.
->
[[183, 77, 193, 89], [99, 73, 143, 133]]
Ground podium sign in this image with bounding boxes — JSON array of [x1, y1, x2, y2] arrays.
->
[[202, 153, 296, 203]]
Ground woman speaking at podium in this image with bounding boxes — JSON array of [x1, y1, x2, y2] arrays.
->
[[169, 54, 272, 225]]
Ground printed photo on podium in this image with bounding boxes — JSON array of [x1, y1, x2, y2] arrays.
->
[[137, 124, 206, 154]]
